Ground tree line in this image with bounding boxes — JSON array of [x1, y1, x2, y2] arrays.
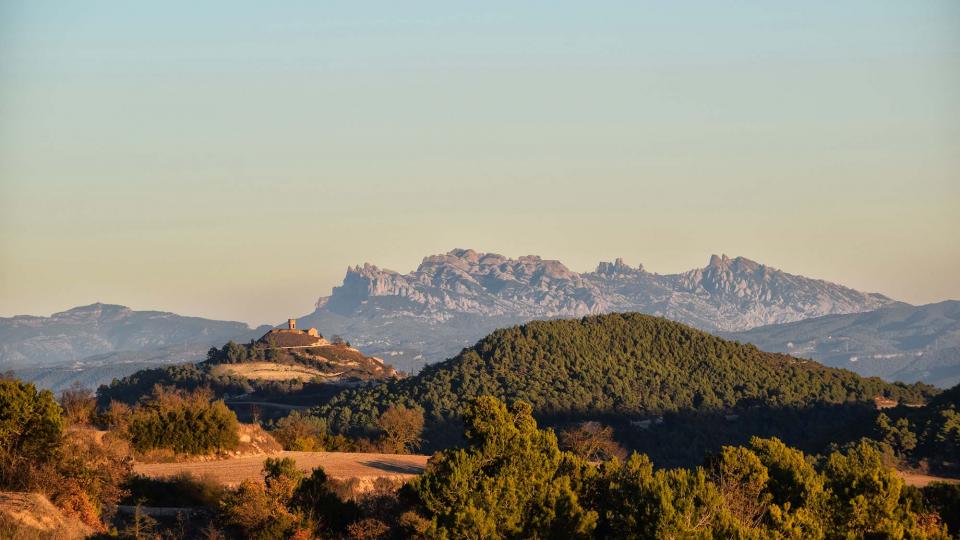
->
[[397, 396, 959, 539]]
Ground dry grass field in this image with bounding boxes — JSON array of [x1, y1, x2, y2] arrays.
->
[[135, 451, 960, 489], [211, 362, 330, 382], [133, 451, 430, 488], [898, 471, 960, 487]]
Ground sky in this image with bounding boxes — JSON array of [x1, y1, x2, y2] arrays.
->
[[0, 2, 958, 326]]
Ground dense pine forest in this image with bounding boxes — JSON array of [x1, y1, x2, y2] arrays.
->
[[316, 314, 935, 444]]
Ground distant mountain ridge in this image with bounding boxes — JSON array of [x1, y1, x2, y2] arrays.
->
[[0, 303, 270, 390], [300, 248, 895, 372], [726, 301, 960, 388]]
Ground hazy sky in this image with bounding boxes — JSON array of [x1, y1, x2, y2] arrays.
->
[[1, 2, 958, 326]]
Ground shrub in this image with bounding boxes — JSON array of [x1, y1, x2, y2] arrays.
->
[[347, 518, 389, 539], [0, 379, 63, 473], [124, 472, 225, 508], [271, 411, 357, 452], [220, 459, 358, 539], [59, 382, 97, 426], [51, 428, 132, 529], [99, 400, 132, 433], [124, 386, 240, 455], [0, 378, 64, 488]]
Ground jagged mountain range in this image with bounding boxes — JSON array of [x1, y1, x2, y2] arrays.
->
[[298, 249, 896, 372], [725, 301, 960, 389], [318, 250, 893, 329]]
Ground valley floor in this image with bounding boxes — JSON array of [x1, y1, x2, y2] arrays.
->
[[133, 450, 429, 488]]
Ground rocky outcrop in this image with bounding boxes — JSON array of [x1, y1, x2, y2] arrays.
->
[[658, 254, 893, 330], [322, 249, 605, 318]]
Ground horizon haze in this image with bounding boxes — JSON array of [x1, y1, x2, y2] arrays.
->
[[1, 1, 958, 325]]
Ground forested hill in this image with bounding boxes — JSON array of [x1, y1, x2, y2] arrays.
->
[[317, 313, 937, 435]]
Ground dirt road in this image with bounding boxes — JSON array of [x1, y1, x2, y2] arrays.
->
[[133, 451, 430, 487]]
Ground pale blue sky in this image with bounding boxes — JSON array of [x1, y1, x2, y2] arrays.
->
[[1, 2, 958, 325]]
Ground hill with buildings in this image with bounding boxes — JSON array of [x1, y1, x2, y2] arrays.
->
[[96, 319, 400, 414]]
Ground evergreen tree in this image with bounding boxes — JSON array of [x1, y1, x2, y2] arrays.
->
[[410, 396, 597, 539], [0, 378, 64, 482]]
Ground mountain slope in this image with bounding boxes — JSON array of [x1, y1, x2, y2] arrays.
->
[[317, 313, 934, 438], [725, 301, 960, 388], [0, 303, 265, 368], [299, 249, 896, 372]]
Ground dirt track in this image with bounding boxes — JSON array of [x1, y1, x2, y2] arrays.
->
[[133, 451, 430, 487]]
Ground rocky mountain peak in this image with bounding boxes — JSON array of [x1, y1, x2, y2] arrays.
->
[[596, 258, 644, 276], [415, 249, 579, 283], [347, 263, 398, 279], [706, 254, 762, 271], [323, 263, 419, 313]]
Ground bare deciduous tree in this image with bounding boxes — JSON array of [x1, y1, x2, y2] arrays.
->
[[377, 405, 424, 454], [60, 382, 96, 426], [559, 421, 627, 462]]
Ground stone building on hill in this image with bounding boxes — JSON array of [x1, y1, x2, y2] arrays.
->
[[260, 318, 327, 348]]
